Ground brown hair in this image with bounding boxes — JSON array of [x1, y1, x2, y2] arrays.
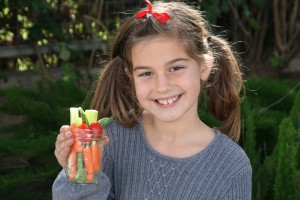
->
[[90, 1, 244, 141]]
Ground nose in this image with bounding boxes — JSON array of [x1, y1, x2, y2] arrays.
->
[[155, 74, 171, 93]]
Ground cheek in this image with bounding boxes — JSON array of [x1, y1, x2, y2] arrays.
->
[[133, 79, 148, 102], [189, 81, 201, 94], [183, 70, 201, 88], [182, 75, 201, 97]]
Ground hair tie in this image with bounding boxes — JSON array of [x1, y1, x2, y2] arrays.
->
[[136, 0, 170, 24]]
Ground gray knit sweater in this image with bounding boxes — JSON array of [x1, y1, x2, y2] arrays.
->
[[52, 121, 252, 200]]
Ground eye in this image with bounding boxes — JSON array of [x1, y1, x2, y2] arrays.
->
[[138, 71, 153, 77], [169, 66, 184, 72]]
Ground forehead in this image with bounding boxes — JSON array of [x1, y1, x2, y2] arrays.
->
[[131, 36, 188, 66]]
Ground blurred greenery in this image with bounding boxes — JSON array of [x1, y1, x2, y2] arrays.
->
[[0, 77, 87, 199], [0, 76, 299, 199]]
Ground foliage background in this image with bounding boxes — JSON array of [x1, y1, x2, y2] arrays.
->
[[0, 0, 299, 199]]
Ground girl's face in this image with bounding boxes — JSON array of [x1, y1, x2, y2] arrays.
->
[[131, 36, 209, 123]]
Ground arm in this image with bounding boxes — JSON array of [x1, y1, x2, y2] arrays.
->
[[223, 167, 252, 200]]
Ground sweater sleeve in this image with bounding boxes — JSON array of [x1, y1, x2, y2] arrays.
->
[[223, 167, 252, 200], [102, 130, 116, 200], [52, 170, 111, 200]]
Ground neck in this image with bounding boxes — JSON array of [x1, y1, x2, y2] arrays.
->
[[141, 112, 216, 158], [142, 111, 209, 143]]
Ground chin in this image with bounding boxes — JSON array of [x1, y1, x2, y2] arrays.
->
[[155, 115, 182, 123]]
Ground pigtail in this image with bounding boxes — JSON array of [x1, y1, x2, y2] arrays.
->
[[205, 35, 244, 142], [91, 56, 141, 127]]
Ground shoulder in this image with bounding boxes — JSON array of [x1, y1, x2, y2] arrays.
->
[[102, 120, 146, 163], [104, 120, 142, 143], [212, 130, 252, 176]]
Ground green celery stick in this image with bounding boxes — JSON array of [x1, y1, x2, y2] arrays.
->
[[74, 152, 86, 182], [70, 107, 79, 125], [76, 117, 82, 126], [85, 109, 98, 123]]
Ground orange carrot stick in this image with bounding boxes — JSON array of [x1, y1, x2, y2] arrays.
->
[[92, 142, 101, 172], [74, 140, 84, 152], [83, 145, 94, 181], [70, 123, 77, 129], [86, 173, 94, 182], [68, 149, 77, 180], [70, 125, 84, 153]]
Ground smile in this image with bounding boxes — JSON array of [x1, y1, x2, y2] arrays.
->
[[155, 95, 180, 105]]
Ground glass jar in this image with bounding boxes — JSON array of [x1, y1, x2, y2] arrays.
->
[[66, 128, 105, 184]]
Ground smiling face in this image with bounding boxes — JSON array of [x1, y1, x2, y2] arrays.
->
[[131, 36, 210, 123]]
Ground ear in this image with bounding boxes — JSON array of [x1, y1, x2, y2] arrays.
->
[[125, 67, 132, 79], [200, 52, 213, 81]]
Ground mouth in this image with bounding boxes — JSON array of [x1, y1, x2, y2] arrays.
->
[[155, 95, 181, 105]]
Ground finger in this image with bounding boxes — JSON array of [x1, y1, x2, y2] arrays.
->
[[56, 135, 73, 150], [55, 125, 72, 168], [60, 125, 70, 133], [56, 129, 72, 146], [55, 131, 74, 152], [103, 136, 110, 146], [60, 145, 71, 158], [54, 144, 72, 168], [57, 126, 70, 145]]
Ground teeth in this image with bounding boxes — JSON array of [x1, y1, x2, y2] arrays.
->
[[157, 96, 178, 105], [159, 100, 168, 105]]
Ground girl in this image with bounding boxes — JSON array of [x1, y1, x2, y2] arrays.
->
[[53, 1, 252, 199]]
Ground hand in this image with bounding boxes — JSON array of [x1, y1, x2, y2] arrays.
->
[[54, 125, 110, 168], [55, 125, 74, 168]]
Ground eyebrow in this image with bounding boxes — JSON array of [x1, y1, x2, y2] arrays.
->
[[133, 58, 189, 71]]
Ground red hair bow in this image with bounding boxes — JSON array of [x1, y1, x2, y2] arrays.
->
[[136, 0, 170, 24]]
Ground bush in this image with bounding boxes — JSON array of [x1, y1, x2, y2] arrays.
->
[[274, 118, 299, 200], [0, 77, 87, 199]]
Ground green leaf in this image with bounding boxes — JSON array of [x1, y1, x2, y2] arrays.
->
[[271, 56, 283, 68], [59, 44, 71, 61], [78, 107, 89, 126], [249, 19, 260, 29], [243, 5, 251, 18], [98, 116, 114, 128]]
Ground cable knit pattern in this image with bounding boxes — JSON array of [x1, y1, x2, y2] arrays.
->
[[53, 120, 252, 200]]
